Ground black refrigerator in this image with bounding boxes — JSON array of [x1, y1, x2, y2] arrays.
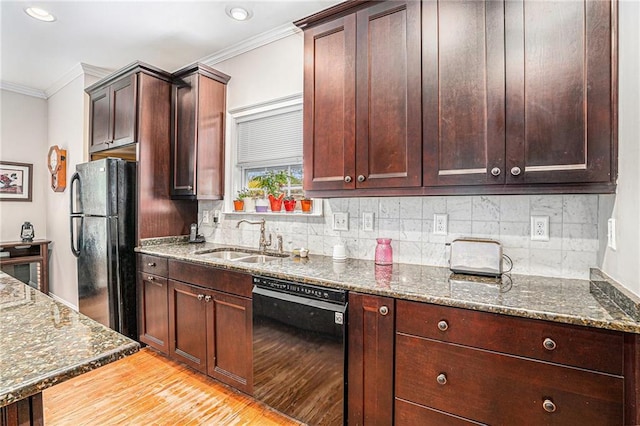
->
[[70, 158, 137, 340]]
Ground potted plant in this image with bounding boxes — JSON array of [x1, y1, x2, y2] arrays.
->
[[301, 197, 313, 213], [283, 195, 296, 212], [233, 189, 250, 212], [254, 170, 291, 212], [247, 179, 267, 212]]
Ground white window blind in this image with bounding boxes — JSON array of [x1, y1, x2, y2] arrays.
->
[[237, 109, 303, 165]]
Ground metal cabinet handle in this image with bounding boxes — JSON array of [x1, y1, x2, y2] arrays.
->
[[147, 262, 156, 267], [197, 294, 204, 301], [491, 167, 501, 176], [436, 373, 447, 385], [147, 276, 154, 281], [511, 166, 522, 176], [437, 320, 449, 331], [357, 175, 366, 183], [344, 176, 352, 183], [543, 338, 557, 351], [204, 295, 212, 302], [379, 306, 389, 316], [543, 399, 556, 413]]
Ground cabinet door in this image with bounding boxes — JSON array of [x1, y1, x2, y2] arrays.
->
[[89, 86, 111, 152], [168, 280, 207, 373], [303, 15, 357, 191], [195, 76, 225, 200], [348, 293, 394, 425], [111, 74, 137, 148], [423, 0, 506, 187], [355, 1, 422, 188], [171, 73, 197, 198], [505, 0, 614, 185], [137, 272, 169, 354], [207, 291, 253, 394]]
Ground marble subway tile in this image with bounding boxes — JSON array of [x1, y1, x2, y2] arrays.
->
[[562, 251, 596, 279], [357, 238, 377, 260], [562, 223, 599, 252], [499, 195, 530, 222], [397, 241, 422, 265], [399, 219, 423, 242], [379, 198, 400, 219], [499, 222, 530, 249], [472, 196, 500, 221], [307, 235, 325, 255], [359, 198, 379, 216], [422, 196, 447, 219], [530, 195, 563, 223], [446, 196, 473, 220], [504, 248, 530, 275], [377, 218, 401, 240], [471, 221, 500, 238], [563, 194, 598, 224], [422, 242, 448, 267], [448, 220, 472, 237], [529, 249, 563, 277], [400, 197, 423, 219]]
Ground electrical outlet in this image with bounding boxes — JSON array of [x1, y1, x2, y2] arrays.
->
[[433, 214, 448, 235], [333, 212, 349, 231], [607, 218, 617, 250], [362, 212, 374, 232], [202, 210, 210, 224], [213, 210, 221, 224], [531, 216, 549, 241]]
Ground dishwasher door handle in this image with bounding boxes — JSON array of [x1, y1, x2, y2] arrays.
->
[[252, 286, 346, 313]]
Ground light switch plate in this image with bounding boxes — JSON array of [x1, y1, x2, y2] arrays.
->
[[333, 212, 349, 231], [362, 212, 374, 231], [202, 210, 210, 224], [607, 218, 617, 250]]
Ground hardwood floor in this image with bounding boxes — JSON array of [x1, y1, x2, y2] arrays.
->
[[43, 348, 302, 425]]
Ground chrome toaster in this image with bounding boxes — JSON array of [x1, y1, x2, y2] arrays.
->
[[449, 238, 504, 277]]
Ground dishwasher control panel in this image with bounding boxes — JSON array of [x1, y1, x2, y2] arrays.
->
[[252, 275, 346, 304]]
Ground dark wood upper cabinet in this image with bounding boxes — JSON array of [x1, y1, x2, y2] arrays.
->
[[505, 0, 615, 185], [299, 0, 617, 196], [89, 74, 136, 153], [423, 0, 506, 187], [171, 64, 230, 200], [302, 0, 421, 191]]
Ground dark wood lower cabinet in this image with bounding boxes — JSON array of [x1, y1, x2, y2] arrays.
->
[[1, 393, 43, 426], [347, 292, 395, 425], [137, 272, 169, 354]]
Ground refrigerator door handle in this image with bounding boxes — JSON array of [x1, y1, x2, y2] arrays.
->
[[70, 216, 83, 258], [70, 172, 82, 215]]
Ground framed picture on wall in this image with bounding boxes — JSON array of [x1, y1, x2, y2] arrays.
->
[[0, 161, 33, 202]]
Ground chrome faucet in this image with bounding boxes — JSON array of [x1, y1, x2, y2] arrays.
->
[[236, 219, 272, 252]]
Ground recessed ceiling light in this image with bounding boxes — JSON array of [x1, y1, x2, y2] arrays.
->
[[226, 6, 252, 21], [24, 7, 56, 22]]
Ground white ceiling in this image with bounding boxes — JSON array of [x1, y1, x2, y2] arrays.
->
[[0, 0, 341, 94]]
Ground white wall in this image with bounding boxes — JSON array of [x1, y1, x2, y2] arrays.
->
[[0, 90, 48, 241], [599, 0, 640, 295], [45, 74, 99, 307]]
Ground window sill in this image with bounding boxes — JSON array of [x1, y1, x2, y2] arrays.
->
[[222, 210, 322, 218]]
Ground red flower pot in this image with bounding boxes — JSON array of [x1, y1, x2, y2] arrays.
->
[[268, 194, 284, 212], [284, 199, 296, 212]]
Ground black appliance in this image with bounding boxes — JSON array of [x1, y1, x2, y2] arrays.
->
[[252, 275, 347, 425], [69, 158, 136, 340]]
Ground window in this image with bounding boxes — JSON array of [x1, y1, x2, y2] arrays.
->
[[228, 94, 317, 214]]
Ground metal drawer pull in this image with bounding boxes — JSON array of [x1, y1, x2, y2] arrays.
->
[[543, 338, 557, 351], [543, 399, 556, 413], [344, 176, 352, 183], [436, 373, 447, 385], [379, 306, 389, 316], [147, 262, 156, 267], [491, 167, 501, 176], [357, 175, 366, 182], [511, 166, 522, 176], [204, 295, 212, 302], [197, 294, 204, 301], [437, 320, 449, 331]]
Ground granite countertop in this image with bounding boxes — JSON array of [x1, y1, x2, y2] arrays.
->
[[0, 272, 139, 407], [137, 241, 640, 334]]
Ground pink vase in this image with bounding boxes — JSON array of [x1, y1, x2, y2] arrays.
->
[[375, 238, 393, 265]]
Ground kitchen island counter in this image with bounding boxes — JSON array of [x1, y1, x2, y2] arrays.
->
[[0, 272, 139, 413], [138, 240, 640, 334]]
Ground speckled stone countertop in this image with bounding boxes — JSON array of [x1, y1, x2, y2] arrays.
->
[[137, 241, 640, 334], [0, 272, 139, 407]]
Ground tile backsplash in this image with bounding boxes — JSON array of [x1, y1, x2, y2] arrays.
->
[[199, 194, 601, 279]]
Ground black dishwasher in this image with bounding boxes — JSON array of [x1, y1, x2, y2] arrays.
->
[[252, 275, 347, 425]]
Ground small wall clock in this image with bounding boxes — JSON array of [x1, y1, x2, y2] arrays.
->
[[47, 145, 67, 192]]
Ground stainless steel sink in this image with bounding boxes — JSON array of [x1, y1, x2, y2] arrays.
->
[[194, 247, 288, 263]]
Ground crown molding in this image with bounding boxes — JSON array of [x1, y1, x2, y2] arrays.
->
[[196, 23, 301, 68], [0, 81, 47, 99], [45, 63, 112, 98]]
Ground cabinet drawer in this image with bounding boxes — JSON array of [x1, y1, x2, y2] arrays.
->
[[395, 334, 623, 425], [396, 398, 482, 425], [139, 254, 168, 277], [168, 260, 252, 298], [396, 300, 623, 374]]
